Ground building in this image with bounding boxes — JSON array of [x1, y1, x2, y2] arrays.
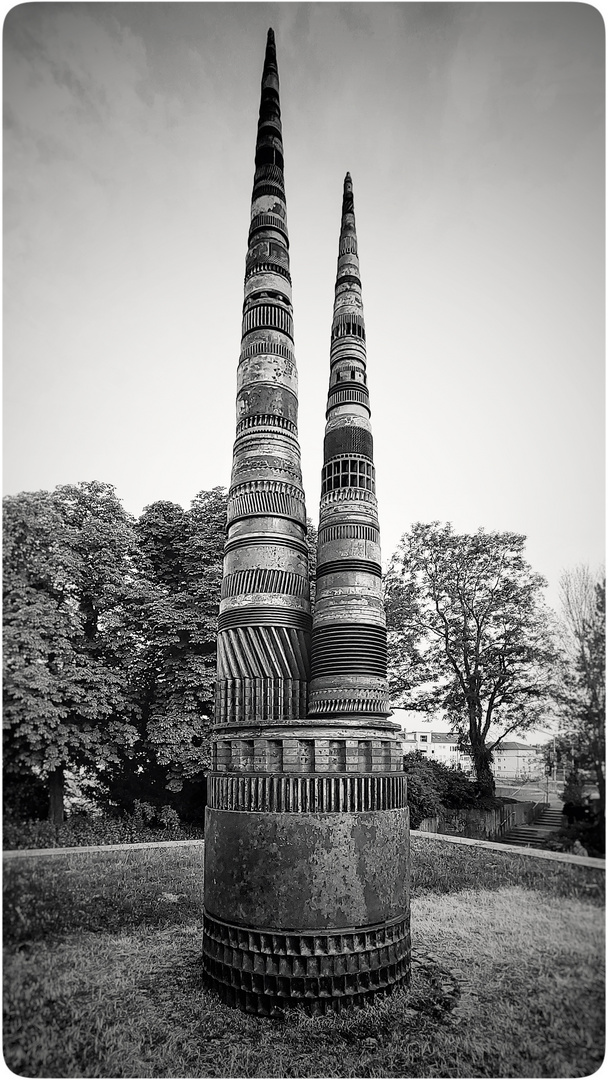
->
[[492, 741, 544, 781], [202, 29, 410, 1017], [401, 730, 474, 774], [399, 721, 545, 782]]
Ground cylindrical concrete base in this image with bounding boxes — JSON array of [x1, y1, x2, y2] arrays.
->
[[202, 796, 410, 1014]]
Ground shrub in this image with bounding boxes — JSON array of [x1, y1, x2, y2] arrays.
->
[[94, 755, 207, 824], [402, 752, 442, 826], [544, 821, 605, 859], [2, 806, 204, 851], [3, 772, 49, 820], [403, 751, 483, 828]]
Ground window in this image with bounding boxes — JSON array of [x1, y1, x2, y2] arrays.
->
[[419, 735, 428, 743], [321, 457, 376, 496]]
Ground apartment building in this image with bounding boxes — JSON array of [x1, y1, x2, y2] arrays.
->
[[401, 730, 474, 774], [491, 741, 543, 781]]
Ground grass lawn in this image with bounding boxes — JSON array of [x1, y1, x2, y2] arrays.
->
[[3, 838, 605, 1078]]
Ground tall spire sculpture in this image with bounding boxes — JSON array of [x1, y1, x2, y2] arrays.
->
[[305, 173, 411, 1004], [203, 32, 410, 1016], [203, 27, 314, 1013], [308, 172, 390, 723]]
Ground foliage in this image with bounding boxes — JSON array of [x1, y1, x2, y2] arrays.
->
[[385, 523, 556, 795], [3, 482, 227, 819], [556, 566, 605, 811], [403, 753, 443, 826], [561, 768, 586, 806], [3, 482, 143, 820], [3, 771, 49, 821], [94, 751, 208, 823], [132, 488, 226, 791], [402, 751, 482, 828], [543, 821, 605, 859], [3, 803, 204, 852]]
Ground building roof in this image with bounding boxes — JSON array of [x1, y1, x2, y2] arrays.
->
[[402, 731, 459, 745], [497, 741, 535, 751]]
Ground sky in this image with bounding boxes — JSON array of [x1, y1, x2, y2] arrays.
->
[[390, 706, 559, 744], [4, 2, 605, 609]]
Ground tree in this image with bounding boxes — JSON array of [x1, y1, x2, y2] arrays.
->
[[385, 523, 556, 796], [561, 769, 586, 808], [3, 482, 142, 822], [133, 488, 226, 792], [557, 566, 605, 813]]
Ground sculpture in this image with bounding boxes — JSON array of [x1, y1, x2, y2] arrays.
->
[[202, 29, 410, 1016]]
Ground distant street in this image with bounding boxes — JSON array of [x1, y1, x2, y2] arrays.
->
[[496, 779, 599, 805]]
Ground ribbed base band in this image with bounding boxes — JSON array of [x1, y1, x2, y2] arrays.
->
[[202, 910, 411, 1015]]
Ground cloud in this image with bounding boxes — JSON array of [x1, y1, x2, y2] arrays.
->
[[4, 3, 208, 332], [5, 7, 151, 163]]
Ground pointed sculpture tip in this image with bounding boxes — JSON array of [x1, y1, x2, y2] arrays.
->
[[341, 172, 355, 219], [264, 27, 277, 70]]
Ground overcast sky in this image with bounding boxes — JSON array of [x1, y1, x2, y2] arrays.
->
[[4, 2, 604, 607]]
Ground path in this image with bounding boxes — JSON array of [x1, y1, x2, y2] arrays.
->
[[498, 800, 564, 849]]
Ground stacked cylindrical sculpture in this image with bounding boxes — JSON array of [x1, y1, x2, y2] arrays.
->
[[202, 29, 410, 1017], [309, 172, 392, 725]]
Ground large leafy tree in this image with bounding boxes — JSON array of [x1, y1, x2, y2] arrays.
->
[[385, 523, 556, 796], [557, 566, 605, 813], [133, 487, 226, 792], [3, 482, 142, 821]]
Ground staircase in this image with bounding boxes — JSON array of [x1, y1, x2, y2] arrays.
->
[[499, 802, 564, 849]]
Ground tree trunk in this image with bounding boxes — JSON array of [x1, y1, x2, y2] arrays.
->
[[594, 760, 605, 816], [471, 743, 495, 798], [48, 766, 64, 824]]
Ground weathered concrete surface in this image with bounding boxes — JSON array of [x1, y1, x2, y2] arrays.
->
[[204, 806, 410, 929]]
